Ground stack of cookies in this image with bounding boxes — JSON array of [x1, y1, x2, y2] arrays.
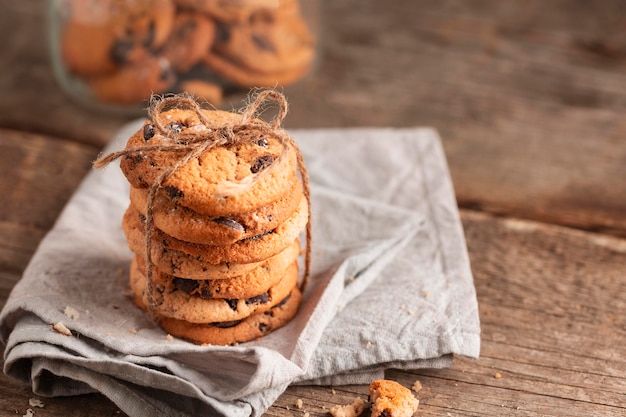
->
[[109, 94, 309, 345]]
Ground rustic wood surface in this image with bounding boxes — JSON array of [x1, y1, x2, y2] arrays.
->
[[1, 0, 625, 416]]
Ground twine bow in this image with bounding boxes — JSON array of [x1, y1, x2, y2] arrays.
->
[[94, 90, 311, 316]]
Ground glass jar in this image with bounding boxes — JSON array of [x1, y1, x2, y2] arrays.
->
[[48, 0, 319, 113]]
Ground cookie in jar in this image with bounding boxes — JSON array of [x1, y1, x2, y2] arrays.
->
[[48, 0, 319, 112]]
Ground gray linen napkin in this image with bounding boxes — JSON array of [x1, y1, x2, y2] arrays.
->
[[0, 125, 480, 417]]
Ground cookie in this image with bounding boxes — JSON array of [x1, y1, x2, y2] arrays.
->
[[61, 0, 175, 76], [128, 179, 302, 245], [129, 256, 298, 323], [88, 56, 176, 104], [161, 12, 216, 73], [122, 196, 308, 266], [202, 50, 311, 88], [119, 108, 299, 216], [137, 237, 300, 298], [212, 5, 314, 75], [179, 79, 224, 106], [368, 380, 419, 417], [174, 0, 280, 23], [135, 286, 302, 345]]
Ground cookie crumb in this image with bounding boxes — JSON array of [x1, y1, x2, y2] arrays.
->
[[494, 372, 502, 379], [295, 398, 303, 409], [369, 380, 419, 417], [166, 334, 174, 341], [365, 341, 372, 348], [63, 306, 80, 320], [423, 291, 431, 298], [304, 413, 310, 417], [23, 409, 34, 417], [329, 397, 364, 417], [28, 398, 44, 408], [331, 388, 337, 395], [411, 380, 422, 392], [52, 322, 72, 336], [128, 328, 138, 334]]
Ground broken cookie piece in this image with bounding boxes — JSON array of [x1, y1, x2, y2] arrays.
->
[[329, 397, 365, 417], [369, 380, 419, 417]]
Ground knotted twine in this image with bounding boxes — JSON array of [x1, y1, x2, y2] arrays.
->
[[94, 90, 311, 319]]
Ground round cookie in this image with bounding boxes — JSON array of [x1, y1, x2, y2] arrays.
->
[[136, 237, 300, 299], [88, 56, 176, 104], [118, 107, 299, 216], [61, 0, 175, 76], [174, 0, 279, 23], [202, 51, 311, 88], [130, 257, 298, 323], [179, 80, 223, 106], [161, 12, 216, 73], [122, 196, 308, 266], [135, 286, 302, 345], [212, 5, 315, 75], [128, 179, 303, 245]]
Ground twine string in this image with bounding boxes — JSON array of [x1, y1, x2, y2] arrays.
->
[[94, 90, 311, 317]]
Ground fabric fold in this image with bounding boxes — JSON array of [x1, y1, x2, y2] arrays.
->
[[1, 125, 480, 417]]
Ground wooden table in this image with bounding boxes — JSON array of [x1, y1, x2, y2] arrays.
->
[[1, 1, 625, 415]]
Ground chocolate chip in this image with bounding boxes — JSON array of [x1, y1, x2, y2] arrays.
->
[[143, 19, 156, 48], [213, 217, 245, 232], [172, 278, 199, 294], [251, 34, 276, 52], [213, 319, 242, 328], [138, 214, 146, 222], [273, 294, 291, 309], [143, 124, 155, 141], [164, 185, 184, 198], [225, 299, 238, 311], [246, 292, 270, 305], [256, 138, 269, 148], [250, 155, 275, 174], [215, 22, 230, 43], [110, 38, 134, 65], [246, 291, 270, 305], [258, 323, 269, 333], [243, 230, 273, 242], [200, 288, 213, 298], [380, 410, 391, 417]]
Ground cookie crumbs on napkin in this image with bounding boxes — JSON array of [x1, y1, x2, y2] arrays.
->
[[51, 322, 72, 337]]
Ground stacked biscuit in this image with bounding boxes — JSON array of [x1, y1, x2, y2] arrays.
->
[[58, 0, 316, 106], [115, 98, 308, 345]]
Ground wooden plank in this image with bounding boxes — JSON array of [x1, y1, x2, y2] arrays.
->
[[0, 129, 98, 273]]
